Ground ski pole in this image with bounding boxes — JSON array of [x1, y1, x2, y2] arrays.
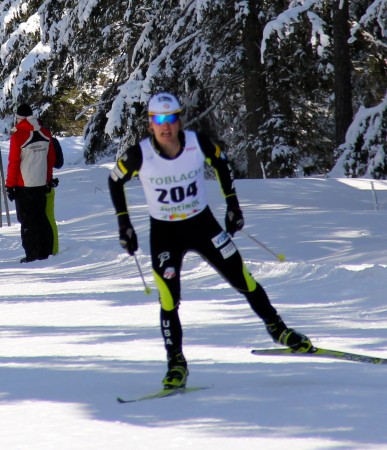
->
[[241, 231, 285, 262], [133, 252, 152, 294]]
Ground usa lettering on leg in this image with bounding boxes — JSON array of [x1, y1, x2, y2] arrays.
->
[[162, 320, 173, 346]]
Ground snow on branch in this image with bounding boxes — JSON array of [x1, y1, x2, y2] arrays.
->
[[77, 0, 100, 28], [17, 42, 50, 96], [346, 95, 387, 148], [360, 0, 386, 37], [0, 13, 40, 65], [105, 72, 144, 136], [330, 94, 387, 178], [105, 30, 201, 136], [261, 0, 322, 63], [0, 0, 28, 36]]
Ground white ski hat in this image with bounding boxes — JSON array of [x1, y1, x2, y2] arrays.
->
[[148, 93, 181, 116]]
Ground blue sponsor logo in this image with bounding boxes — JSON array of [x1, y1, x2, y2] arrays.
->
[[212, 231, 229, 249]]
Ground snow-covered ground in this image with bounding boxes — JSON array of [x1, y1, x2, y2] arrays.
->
[[1, 137, 387, 450]]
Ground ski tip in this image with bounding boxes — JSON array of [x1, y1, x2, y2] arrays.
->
[[117, 397, 133, 404], [116, 385, 213, 404]]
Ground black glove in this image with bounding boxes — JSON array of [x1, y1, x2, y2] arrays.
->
[[118, 214, 138, 255], [225, 206, 244, 236], [119, 225, 138, 255], [50, 178, 59, 188], [6, 187, 16, 202]]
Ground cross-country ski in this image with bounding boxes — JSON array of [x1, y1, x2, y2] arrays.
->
[[252, 347, 387, 365], [117, 386, 211, 403]]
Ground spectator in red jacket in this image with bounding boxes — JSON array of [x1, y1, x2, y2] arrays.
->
[[6, 104, 56, 263]]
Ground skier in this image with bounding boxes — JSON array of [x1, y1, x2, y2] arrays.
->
[[108, 92, 312, 389]]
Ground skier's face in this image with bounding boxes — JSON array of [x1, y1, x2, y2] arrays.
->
[[149, 114, 180, 145]]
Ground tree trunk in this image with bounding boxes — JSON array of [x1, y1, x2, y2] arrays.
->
[[333, 0, 353, 146], [242, 1, 270, 178]]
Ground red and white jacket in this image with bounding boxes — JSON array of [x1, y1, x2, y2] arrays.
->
[[6, 117, 55, 188]]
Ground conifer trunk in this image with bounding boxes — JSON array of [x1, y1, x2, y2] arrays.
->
[[242, 1, 270, 178], [333, 0, 353, 146]]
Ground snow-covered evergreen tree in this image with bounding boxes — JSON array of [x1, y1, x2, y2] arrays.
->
[[0, 0, 385, 177], [261, 0, 386, 177], [330, 0, 387, 178]]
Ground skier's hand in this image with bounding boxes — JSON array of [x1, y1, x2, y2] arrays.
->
[[6, 187, 16, 202], [225, 206, 244, 236], [50, 178, 59, 188], [119, 224, 138, 255]]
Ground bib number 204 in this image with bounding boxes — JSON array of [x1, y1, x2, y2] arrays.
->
[[156, 182, 198, 204]]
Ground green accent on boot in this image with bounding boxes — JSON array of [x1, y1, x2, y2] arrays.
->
[[167, 351, 187, 369], [278, 328, 312, 353], [265, 317, 287, 341], [162, 366, 189, 389]]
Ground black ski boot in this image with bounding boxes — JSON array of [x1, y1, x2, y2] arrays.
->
[[266, 316, 312, 353], [162, 352, 189, 389]]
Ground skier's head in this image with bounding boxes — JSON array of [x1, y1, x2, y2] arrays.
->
[[147, 92, 182, 143], [148, 93, 181, 117], [148, 92, 182, 127], [16, 103, 33, 121]]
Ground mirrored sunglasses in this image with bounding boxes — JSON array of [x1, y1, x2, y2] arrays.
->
[[151, 113, 180, 125]]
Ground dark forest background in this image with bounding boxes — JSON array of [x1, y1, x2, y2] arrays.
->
[[0, 0, 385, 178]]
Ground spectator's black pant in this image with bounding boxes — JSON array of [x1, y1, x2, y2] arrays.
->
[[15, 186, 53, 260]]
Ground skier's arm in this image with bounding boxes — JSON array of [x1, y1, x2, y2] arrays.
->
[[197, 132, 244, 236], [197, 132, 239, 209], [108, 144, 142, 253], [46, 135, 56, 183], [6, 134, 21, 187]]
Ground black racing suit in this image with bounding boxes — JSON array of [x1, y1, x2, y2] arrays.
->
[[109, 131, 278, 357]]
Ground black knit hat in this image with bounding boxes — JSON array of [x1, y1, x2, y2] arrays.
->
[[16, 104, 33, 118]]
